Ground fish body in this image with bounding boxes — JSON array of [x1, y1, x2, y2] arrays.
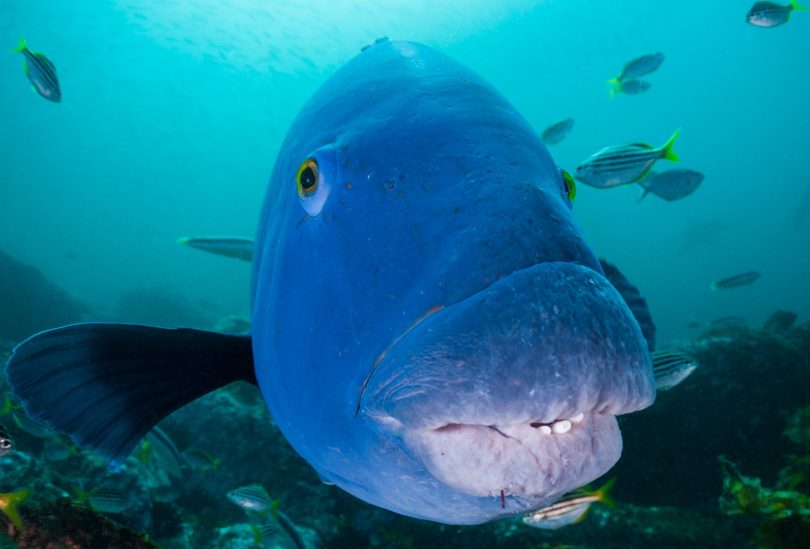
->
[[42, 439, 73, 461], [608, 77, 651, 97], [746, 0, 805, 27], [639, 169, 704, 202], [178, 236, 254, 262], [651, 351, 698, 391], [13, 38, 61, 102], [12, 411, 55, 438], [0, 423, 14, 456], [183, 448, 221, 470], [6, 41, 657, 525], [88, 488, 134, 514], [617, 78, 651, 95], [227, 484, 273, 513], [710, 316, 748, 328], [617, 53, 665, 80], [541, 118, 575, 145], [251, 40, 654, 523], [145, 427, 184, 478], [522, 478, 616, 530], [575, 130, 681, 189], [710, 271, 761, 289]]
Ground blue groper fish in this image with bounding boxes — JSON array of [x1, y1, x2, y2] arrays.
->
[[5, 40, 656, 525]]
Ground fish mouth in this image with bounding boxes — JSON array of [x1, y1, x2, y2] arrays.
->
[[403, 412, 620, 498], [360, 261, 655, 500]]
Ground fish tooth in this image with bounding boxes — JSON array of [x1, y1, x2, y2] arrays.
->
[[539, 425, 552, 435], [551, 420, 571, 434], [570, 412, 584, 423]]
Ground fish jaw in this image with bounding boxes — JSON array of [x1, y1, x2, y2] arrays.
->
[[360, 261, 655, 504]]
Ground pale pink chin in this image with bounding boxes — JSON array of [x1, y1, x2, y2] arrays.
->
[[403, 412, 621, 499]]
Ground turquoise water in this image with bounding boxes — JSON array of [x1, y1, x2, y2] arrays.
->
[[3, 0, 808, 339], [2, 1, 810, 547]]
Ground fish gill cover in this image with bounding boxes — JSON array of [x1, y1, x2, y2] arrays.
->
[[1, 0, 809, 547]]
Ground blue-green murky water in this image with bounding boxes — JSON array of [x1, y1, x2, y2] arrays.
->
[[2, 1, 809, 547]]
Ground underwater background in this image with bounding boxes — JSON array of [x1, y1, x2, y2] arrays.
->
[[1, 0, 809, 547]]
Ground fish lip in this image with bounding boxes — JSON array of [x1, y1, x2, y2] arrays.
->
[[401, 412, 623, 499], [359, 260, 655, 432], [354, 259, 587, 416]]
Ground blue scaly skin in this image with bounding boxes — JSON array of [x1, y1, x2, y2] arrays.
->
[[251, 40, 655, 524]]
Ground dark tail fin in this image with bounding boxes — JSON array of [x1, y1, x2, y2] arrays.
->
[[4, 323, 254, 467]]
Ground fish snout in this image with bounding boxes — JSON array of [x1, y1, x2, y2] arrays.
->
[[361, 261, 655, 499]]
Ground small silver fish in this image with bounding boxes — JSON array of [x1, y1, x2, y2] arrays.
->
[[145, 426, 184, 478], [710, 271, 761, 290], [12, 411, 56, 438], [522, 478, 616, 530], [639, 169, 704, 202], [0, 423, 14, 457], [746, 0, 806, 27], [616, 52, 665, 80], [710, 316, 748, 329], [613, 78, 651, 96], [652, 351, 698, 391], [540, 118, 575, 145], [151, 484, 180, 503], [227, 484, 273, 513], [178, 236, 254, 262], [42, 439, 73, 461], [575, 129, 680, 189], [183, 448, 221, 471], [88, 488, 134, 514], [12, 37, 61, 102]]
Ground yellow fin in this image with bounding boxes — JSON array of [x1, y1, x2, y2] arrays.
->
[[594, 477, 617, 508], [0, 489, 30, 529], [660, 128, 681, 162]]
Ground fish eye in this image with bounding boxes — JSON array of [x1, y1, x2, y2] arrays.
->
[[561, 169, 576, 202], [296, 159, 319, 198], [0, 439, 11, 448], [294, 147, 336, 217]]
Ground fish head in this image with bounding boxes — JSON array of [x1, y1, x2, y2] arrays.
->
[[251, 40, 655, 524]]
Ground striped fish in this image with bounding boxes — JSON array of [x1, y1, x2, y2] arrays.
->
[[12, 38, 61, 102], [617, 52, 665, 80], [88, 487, 134, 514], [227, 483, 273, 513], [522, 478, 616, 530], [12, 411, 56, 438], [746, 1, 805, 28], [540, 118, 574, 145], [0, 423, 14, 457], [575, 129, 680, 189], [652, 351, 698, 391], [178, 236, 254, 262], [145, 426, 184, 478]]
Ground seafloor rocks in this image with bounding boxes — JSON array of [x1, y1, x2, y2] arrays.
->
[[614, 319, 810, 511], [1, 313, 808, 548], [0, 248, 89, 342]]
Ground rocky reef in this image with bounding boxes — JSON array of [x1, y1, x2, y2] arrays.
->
[[0, 313, 808, 548], [0, 249, 88, 343]]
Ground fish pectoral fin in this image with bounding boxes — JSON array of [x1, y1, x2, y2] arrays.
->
[[599, 259, 657, 352], [5, 323, 255, 467]]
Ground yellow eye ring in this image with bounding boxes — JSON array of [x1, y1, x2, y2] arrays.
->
[[296, 158, 319, 198], [562, 170, 576, 201]]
